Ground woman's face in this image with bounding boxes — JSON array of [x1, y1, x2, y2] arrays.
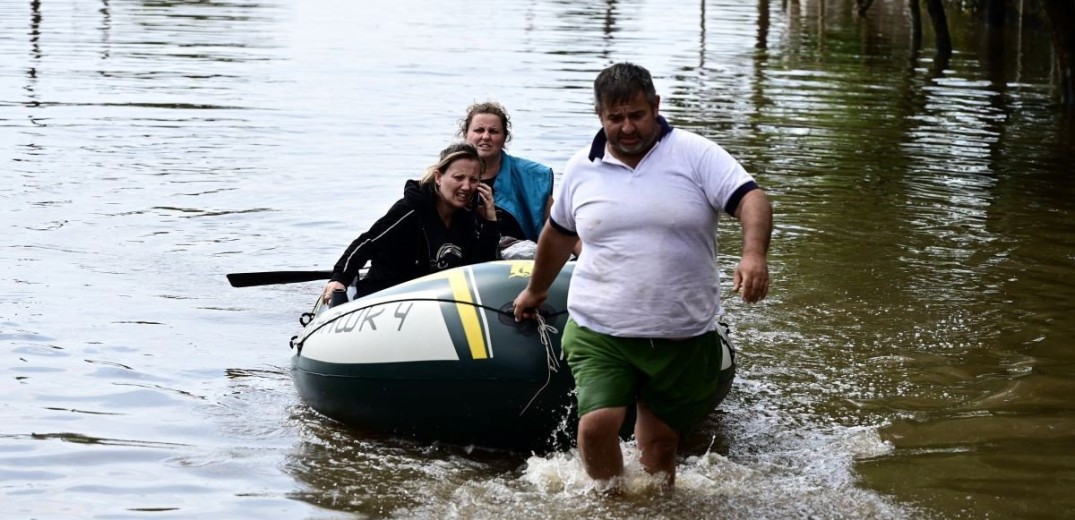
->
[[464, 113, 507, 164], [435, 157, 482, 210]]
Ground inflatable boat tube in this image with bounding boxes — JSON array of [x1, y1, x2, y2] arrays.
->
[[290, 260, 734, 451]]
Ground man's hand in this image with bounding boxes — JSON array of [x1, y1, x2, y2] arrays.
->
[[732, 252, 769, 303], [733, 189, 772, 304], [511, 220, 577, 321], [513, 286, 548, 322]]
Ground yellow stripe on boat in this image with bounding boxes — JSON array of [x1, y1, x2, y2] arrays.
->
[[449, 268, 488, 359], [466, 265, 495, 358]]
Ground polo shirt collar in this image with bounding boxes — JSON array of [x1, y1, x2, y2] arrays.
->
[[588, 115, 674, 162]]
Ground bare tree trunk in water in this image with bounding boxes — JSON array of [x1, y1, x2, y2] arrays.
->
[[757, 0, 770, 50], [908, 0, 922, 52], [856, 0, 875, 17], [1040, 0, 1075, 108], [985, 0, 1006, 27], [920, 0, 954, 71], [924, 0, 952, 68]]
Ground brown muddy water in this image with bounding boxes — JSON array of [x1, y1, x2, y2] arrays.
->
[[3, 0, 1073, 518]]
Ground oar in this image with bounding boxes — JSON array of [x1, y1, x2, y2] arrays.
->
[[227, 270, 333, 287]]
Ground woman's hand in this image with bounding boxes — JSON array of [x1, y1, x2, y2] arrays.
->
[[476, 183, 497, 221], [321, 281, 347, 304]]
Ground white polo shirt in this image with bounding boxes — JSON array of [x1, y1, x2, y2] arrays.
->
[[551, 117, 757, 338]]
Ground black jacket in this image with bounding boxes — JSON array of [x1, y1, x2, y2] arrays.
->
[[330, 180, 520, 297]]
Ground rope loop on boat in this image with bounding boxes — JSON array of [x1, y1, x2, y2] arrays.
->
[[537, 313, 562, 370], [519, 313, 562, 416]]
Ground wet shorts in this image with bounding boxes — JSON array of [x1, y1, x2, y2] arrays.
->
[[562, 319, 732, 436]]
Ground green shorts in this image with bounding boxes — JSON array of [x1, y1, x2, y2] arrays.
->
[[562, 319, 732, 436]]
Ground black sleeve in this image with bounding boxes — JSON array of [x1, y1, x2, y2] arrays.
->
[[469, 214, 501, 263], [494, 206, 527, 241], [330, 200, 413, 285]]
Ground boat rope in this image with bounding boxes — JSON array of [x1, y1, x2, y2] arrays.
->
[[518, 312, 562, 416]]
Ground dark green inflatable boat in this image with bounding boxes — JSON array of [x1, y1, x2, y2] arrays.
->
[[289, 260, 734, 451]]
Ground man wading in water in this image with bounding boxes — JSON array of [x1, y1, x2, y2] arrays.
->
[[513, 62, 773, 488]]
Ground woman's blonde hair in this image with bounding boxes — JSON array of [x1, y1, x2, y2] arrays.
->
[[420, 143, 486, 185]]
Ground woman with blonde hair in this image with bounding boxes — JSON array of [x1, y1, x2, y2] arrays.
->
[[321, 143, 510, 302]]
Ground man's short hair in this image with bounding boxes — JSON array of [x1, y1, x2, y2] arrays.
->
[[593, 62, 659, 111]]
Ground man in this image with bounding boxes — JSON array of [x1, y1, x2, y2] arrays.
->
[[513, 62, 772, 487]]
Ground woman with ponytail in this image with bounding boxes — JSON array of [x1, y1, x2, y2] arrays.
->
[[321, 143, 521, 302]]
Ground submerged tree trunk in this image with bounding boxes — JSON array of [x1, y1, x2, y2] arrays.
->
[[985, 0, 1006, 27], [856, 0, 875, 17], [1040, 0, 1075, 108], [908, 0, 923, 52], [924, 0, 952, 67]]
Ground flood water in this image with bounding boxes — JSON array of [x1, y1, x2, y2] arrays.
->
[[3, 0, 1073, 518]]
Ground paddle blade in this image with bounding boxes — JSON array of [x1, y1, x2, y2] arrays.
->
[[226, 270, 333, 287]]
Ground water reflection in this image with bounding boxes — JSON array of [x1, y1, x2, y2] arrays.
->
[[100, 0, 112, 60], [3, 0, 1074, 518], [283, 401, 914, 519], [25, 0, 42, 112], [284, 410, 526, 517]]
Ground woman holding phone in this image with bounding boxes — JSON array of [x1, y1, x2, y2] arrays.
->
[[320, 143, 519, 302]]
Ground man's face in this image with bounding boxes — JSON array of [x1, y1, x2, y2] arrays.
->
[[597, 91, 661, 163]]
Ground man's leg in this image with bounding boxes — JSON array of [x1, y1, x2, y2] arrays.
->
[[634, 400, 679, 486], [577, 406, 627, 481]]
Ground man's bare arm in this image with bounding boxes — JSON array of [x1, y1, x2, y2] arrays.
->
[[733, 189, 772, 303], [513, 220, 576, 320]]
